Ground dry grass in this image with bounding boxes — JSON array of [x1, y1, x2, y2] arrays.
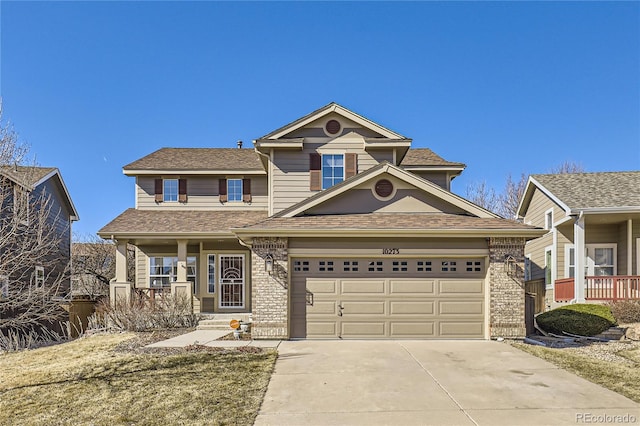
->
[[0, 332, 277, 426], [514, 342, 640, 403]]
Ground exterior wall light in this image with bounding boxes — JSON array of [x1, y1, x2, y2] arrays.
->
[[265, 254, 274, 274]]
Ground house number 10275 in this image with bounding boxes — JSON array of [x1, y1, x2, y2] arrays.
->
[[382, 248, 400, 255]]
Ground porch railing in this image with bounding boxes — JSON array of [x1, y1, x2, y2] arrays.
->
[[554, 276, 640, 302]]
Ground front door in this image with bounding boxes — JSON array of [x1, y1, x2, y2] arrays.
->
[[219, 254, 245, 309]]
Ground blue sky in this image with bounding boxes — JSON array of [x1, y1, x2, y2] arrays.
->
[[1, 1, 639, 237]]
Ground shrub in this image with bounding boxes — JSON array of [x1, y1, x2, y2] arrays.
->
[[89, 292, 199, 332], [605, 300, 640, 324], [536, 304, 616, 336]]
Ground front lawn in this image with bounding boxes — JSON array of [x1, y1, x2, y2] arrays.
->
[[514, 341, 640, 403], [0, 332, 277, 426]]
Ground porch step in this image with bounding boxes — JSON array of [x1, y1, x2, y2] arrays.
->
[[594, 327, 626, 341], [197, 313, 252, 330]]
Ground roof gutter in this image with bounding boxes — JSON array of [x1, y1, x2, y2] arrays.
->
[[570, 207, 640, 215]]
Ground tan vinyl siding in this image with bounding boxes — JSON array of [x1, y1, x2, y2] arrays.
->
[[271, 142, 395, 214], [557, 226, 573, 279], [405, 171, 449, 189], [524, 233, 552, 281], [136, 176, 268, 210], [523, 188, 566, 228]]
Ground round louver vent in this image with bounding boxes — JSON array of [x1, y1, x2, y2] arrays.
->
[[325, 119, 341, 135], [375, 179, 394, 198]]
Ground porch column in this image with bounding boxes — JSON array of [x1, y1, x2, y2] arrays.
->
[[115, 239, 129, 283], [574, 216, 586, 302], [176, 239, 188, 282]]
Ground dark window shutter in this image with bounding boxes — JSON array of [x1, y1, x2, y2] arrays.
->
[[345, 153, 357, 178], [310, 153, 321, 191], [154, 179, 163, 203], [242, 178, 251, 202], [219, 178, 228, 203], [178, 178, 187, 203]]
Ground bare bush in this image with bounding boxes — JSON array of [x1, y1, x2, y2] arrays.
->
[[90, 292, 199, 332], [0, 321, 70, 352], [605, 300, 640, 324]]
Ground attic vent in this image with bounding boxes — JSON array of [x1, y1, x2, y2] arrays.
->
[[325, 119, 341, 135], [374, 179, 394, 198]]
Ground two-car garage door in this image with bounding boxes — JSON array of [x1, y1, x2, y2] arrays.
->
[[290, 258, 487, 339]]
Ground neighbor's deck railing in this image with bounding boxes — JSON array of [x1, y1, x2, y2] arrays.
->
[[554, 276, 640, 302]]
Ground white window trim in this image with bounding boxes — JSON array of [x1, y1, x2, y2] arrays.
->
[[544, 208, 554, 231], [227, 178, 243, 203], [148, 255, 197, 288], [585, 244, 617, 276], [321, 153, 345, 190], [544, 246, 553, 288], [34, 266, 45, 287], [207, 254, 216, 294], [564, 244, 575, 279], [163, 179, 179, 203]]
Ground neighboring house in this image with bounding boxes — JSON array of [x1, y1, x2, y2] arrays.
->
[[71, 242, 115, 298], [98, 103, 543, 340], [517, 172, 640, 308], [0, 166, 79, 298]]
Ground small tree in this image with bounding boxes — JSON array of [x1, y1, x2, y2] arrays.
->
[[71, 234, 135, 299], [0, 106, 70, 339]]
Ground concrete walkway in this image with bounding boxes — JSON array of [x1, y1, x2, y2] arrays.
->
[[255, 340, 640, 425], [146, 329, 281, 349]]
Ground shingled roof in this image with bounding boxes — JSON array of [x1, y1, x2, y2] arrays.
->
[[400, 149, 465, 168], [123, 148, 265, 172], [98, 209, 268, 235], [0, 166, 57, 188], [532, 171, 640, 210], [236, 212, 540, 234]]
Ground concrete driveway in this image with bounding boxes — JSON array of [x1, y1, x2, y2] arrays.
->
[[255, 340, 640, 425]]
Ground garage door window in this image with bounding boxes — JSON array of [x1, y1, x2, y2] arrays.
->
[[441, 261, 457, 272], [343, 261, 359, 272], [392, 261, 408, 272], [319, 261, 334, 272], [466, 261, 482, 272], [417, 261, 433, 272], [293, 260, 310, 272], [368, 261, 384, 272]]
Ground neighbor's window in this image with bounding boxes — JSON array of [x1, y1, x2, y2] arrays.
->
[[149, 256, 196, 287], [227, 179, 243, 202], [34, 266, 45, 287], [545, 248, 552, 285], [545, 209, 553, 230], [0, 275, 8, 298], [13, 186, 30, 224], [322, 154, 344, 189], [163, 179, 179, 202]]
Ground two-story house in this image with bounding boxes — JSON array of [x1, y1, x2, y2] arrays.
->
[[0, 165, 79, 299], [99, 103, 543, 340], [518, 172, 640, 308]]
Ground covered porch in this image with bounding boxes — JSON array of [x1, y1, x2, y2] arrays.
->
[[555, 276, 640, 302]]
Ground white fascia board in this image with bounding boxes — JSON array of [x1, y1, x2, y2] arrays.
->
[[572, 207, 640, 215], [123, 169, 266, 176], [529, 176, 572, 214]]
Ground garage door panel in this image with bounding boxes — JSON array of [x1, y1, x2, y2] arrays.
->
[[307, 322, 337, 337], [307, 301, 336, 315], [306, 280, 338, 294], [343, 301, 385, 315], [341, 280, 385, 295], [390, 301, 434, 315], [341, 322, 385, 336], [390, 322, 435, 336], [438, 280, 484, 295], [439, 300, 484, 315], [390, 280, 435, 295], [439, 322, 484, 338]]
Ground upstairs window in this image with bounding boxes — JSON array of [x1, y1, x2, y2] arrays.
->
[[227, 179, 243, 202], [163, 179, 178, 202], [322, 154, 344, 190], [545, 209, 553, 230]]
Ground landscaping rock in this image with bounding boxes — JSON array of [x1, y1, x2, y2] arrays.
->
[[622, 323, 640, 341]]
